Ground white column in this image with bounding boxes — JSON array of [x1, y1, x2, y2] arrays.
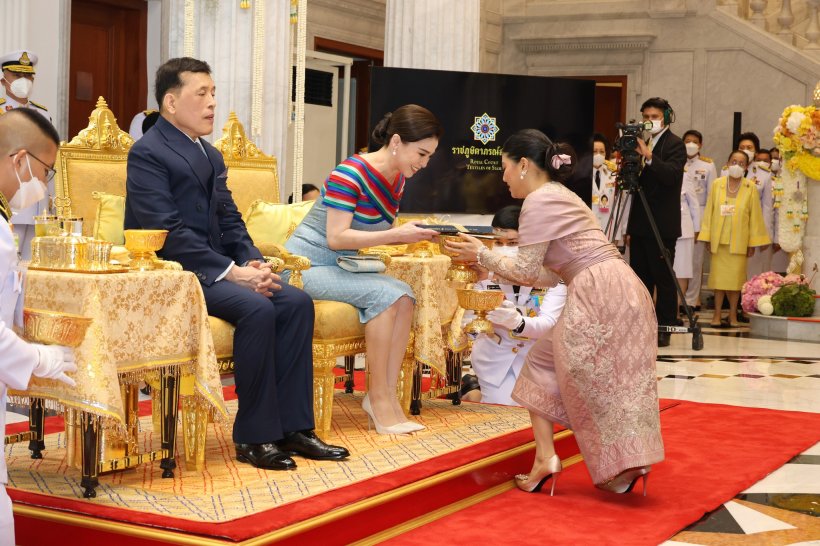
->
[[803, 181, 820, 279], [1, 0, 28, 55], [161, 0, 291, 187], [385, 0, 480, 71]]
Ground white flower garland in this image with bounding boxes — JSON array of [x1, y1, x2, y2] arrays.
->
[[775, 166, 809, 273]]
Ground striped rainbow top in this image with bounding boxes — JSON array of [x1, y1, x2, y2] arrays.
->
[[322, 155, 406, 225]]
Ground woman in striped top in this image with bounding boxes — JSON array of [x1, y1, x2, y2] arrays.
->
[[286, 105, 442, 435]]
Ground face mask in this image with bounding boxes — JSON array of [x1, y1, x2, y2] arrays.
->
[[741, 149, 755, 162], [9, 155, 46, 211], [685, 142, 700, 157], [771, 159, 781, 172], [649, 120, 663, 135], [727, 164, 745, 179], [592, 153, 605, 168], [9, 77, 33, 99], [494, 245, 519, 259]]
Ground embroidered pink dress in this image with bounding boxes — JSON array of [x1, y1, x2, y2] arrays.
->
[[481, 182, 664, 484]]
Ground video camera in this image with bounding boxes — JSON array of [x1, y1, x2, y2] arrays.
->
[[612, 120, 653, 191]]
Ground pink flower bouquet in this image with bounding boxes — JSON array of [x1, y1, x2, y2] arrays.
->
[[741, 271, 785, 313]]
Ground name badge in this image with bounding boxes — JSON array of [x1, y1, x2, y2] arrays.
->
[[598, 206, 609, 213], [720, 204, 735, 216], [486, 284, 501, 291]]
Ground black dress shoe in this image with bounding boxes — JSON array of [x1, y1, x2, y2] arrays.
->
[[235, 443, 297, 470], [275, 430, 350, 461], [657, 332, 671, 347]]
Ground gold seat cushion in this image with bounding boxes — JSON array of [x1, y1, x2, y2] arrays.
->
[[244, 199, 315, 246], [313, 300, 364, 340], [208, 316, 236, 359]]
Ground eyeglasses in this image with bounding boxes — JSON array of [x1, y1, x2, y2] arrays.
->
[[9, 151, 56, 182]]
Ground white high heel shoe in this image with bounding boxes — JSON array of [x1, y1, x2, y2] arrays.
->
[[362, 395, 411, 435]]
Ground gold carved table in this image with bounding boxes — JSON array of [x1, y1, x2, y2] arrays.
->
[[13, 269, 227, 498], [385, 254, 462, 414]]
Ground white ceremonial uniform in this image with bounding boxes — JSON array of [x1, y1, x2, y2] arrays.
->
[[684, 154, 717, 306], [128, 109, 158, 140], [720, 162, 774, 276], [467, 281, 567, 405], [591, 160, 629, 242], [673, 171, 701, 279], [2, 95, 54, 260], [0, 214, 40, 546]]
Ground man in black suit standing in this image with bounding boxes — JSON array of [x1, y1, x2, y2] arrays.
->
[[626, 97, 686, 347], [125, 58, 348, 469]]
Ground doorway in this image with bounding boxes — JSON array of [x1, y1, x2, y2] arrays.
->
[[68, 0, 146, 138]]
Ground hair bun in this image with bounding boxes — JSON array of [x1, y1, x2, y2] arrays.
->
[[371, 111, 394, 146]]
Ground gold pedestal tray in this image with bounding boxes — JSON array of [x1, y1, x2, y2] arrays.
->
[[456, 288, 505, 336], [440, 235, 496, 284], [124, 229, 169, 271]]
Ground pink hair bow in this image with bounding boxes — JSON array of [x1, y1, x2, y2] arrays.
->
[[551, 154, 571, 169]]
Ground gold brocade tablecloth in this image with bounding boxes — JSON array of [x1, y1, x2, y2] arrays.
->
[[386, 255, 459, 374], [14, 269, 227, 430]]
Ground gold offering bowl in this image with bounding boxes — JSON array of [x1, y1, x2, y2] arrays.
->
[[124, 229, 168, 271], [440, 234, 495, 284], [23, 308, 93, 348], [456, 288, 505, 336]]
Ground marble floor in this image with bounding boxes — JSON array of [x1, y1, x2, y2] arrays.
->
[[659, 317, 820, 545]]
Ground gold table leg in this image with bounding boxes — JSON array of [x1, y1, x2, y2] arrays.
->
[[313, 357, 335, 440], [181, 396, 208, 472], [398, 344, 415, 415]]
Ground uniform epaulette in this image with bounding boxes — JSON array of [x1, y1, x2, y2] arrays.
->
[[604, 160, 617, 171], [0, 98, 5, 106], [700, 156, 713, 163], [143, 109, 157, 115], [757, 163, 771, 172], [29, 101, 48, 111]]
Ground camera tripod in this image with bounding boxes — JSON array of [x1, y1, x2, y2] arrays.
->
[[605, 175, 704, 351]]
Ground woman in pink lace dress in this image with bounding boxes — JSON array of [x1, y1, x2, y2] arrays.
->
[[447, 129, 664, 495]]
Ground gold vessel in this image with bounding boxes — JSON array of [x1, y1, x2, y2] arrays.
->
[[23, 308, 93, 348], [124, 229, 169, 271], [456, 288, 505, 336], [440, 235, 495, 284], [30, 235, 90, 271]]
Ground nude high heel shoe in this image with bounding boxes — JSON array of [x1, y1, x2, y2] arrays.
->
[[515, 454, 563, 496], [361, 394, 410, 435], [596, 466, 651, 496]]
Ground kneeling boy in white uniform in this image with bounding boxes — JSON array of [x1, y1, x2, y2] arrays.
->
[[465, 206, 566, 406]]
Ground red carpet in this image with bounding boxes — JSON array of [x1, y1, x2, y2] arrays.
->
[[384, 401, 820, 546]]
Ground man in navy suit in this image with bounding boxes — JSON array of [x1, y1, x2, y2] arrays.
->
[[125, 57, 348, 469]]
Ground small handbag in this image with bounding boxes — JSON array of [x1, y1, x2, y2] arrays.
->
[[336, 255, 386, 273]]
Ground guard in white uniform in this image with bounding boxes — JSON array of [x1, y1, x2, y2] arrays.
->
[[673, 163, 701, 312], [591, 134, 629, 244], [681, 130, 716, 309], [760, 149, 790, 273], [0, 109, 77, 546], [1, 50, 54, 260], [462, 205, 567, 405], [128, 109, 159, 140]]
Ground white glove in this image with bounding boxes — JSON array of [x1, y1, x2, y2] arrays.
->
[[487, 300, 524, 330], [32, 344, 77, 387]]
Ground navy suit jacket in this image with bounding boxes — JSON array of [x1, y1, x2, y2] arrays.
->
[[124, 116, 262, 286]]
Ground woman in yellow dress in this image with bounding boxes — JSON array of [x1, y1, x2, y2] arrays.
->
[[698, 150, 770, 327]]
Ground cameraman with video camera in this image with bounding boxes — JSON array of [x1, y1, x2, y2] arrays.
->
[[625, 97, 687, 347]]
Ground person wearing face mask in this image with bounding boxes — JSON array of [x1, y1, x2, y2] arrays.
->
[[681, 130, 717, 313], [285, 104, 441, 435], [626, 97, 687, 347], [590, 134, 629, 245], [463, 205, 567, 406], [1, 50, 53, 260], [721, 133, 773, 280], [698, 151, 770, 327], [0, 108, 78, 545], [764, 148, 789, 273]]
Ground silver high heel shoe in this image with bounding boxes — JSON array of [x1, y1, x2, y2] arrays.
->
[[362, 395, 411, 435], [596, 466, 651, 496], [515, 454, 563, 496]]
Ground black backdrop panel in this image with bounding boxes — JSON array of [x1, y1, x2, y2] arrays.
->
[[370, 67, 595, 214]]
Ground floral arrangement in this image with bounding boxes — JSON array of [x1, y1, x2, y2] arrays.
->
[[773, 104, 816, 272], [741, 271, 785, 313], [771, 283, 817, 317]]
